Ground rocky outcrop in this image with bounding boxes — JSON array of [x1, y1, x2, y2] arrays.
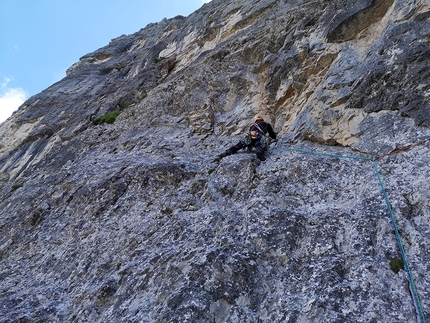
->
[[0, 0, 429, 322]]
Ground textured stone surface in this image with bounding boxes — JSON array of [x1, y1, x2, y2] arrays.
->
[[0, 0, 429, 322]]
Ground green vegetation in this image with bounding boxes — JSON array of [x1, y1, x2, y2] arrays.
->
[[11, 184, 23, 191], [92, 92, 148, 126], [153, 56, 166, 63], [92, 110, 121, 125], [208, 168, 215, 175], [389, 258, 404, 273]]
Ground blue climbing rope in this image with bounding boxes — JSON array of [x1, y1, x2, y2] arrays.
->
[[274, 145, 426, 323], [275, 146, 372, 161], [372, 160, 426, 323]]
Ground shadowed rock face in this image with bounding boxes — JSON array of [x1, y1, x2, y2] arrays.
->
[[327, 0, 396, 43], [0, 0, 429, 322]]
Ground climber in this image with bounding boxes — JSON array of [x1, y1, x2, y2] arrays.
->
[[217, 116, 278, 161]]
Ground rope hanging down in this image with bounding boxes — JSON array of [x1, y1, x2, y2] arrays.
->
[[372, 160, 426, 323], [273, 145, 426, 323]]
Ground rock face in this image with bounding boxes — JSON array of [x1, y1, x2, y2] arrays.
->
[[0, 0, 429, 322]]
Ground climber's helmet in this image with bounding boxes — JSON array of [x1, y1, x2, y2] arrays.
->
[[254, 116, 264, 123]]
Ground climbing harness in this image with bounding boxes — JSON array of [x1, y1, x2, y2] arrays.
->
[[243, 133, 252, 146], [273, 143, 427, 323]]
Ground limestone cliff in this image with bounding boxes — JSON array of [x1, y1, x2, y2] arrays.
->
[[0, 0, 429, 322]]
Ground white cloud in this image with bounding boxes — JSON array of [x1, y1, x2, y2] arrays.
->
[[0, 78, 27, 124], [8, 44, 19, 52]]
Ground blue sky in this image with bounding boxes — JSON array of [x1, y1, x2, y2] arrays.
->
[[0, 0, 211, 123]]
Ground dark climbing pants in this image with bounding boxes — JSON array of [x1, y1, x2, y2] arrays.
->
[[227, 139, 267, 161]]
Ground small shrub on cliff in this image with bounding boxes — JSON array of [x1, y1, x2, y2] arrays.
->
[[12, 184, 23, 191], [389, 258, 404, 273], [92, 110, 121, 125], [153, 56, 165, 63]]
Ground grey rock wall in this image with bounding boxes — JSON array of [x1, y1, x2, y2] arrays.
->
[[0, 0, 429, 322]]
